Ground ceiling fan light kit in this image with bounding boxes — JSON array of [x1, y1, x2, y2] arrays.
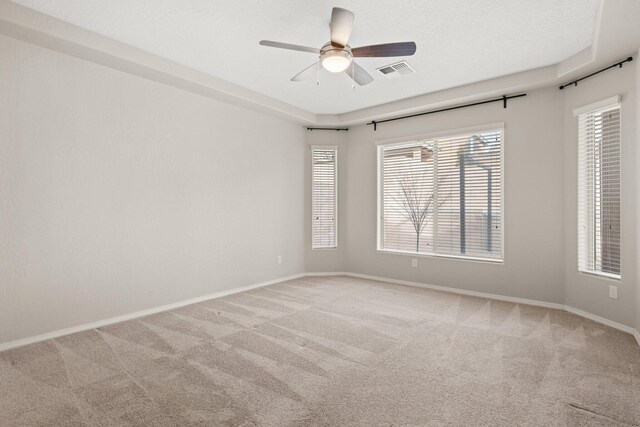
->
[[259, 7, 416, 86], [320, 43, 353, 73]]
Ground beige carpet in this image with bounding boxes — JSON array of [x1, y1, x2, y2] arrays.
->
[[1, 275, 639, 426]]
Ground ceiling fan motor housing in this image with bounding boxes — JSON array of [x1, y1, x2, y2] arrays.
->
[[320, 43, 353, 72]]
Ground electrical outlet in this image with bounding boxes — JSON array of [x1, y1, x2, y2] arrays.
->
[[609, 285, 618, 299], [411, 258, 418, 268], [277, 255, 282, 265]]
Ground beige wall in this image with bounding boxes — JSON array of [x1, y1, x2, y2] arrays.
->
[[562, 60, 637, 328], [0, 35, 305, 344]]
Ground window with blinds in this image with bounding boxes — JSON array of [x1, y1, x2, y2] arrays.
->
[[312, 146, 338, 249], [377, 127, 503, 261], [577, 99, 621, 278]]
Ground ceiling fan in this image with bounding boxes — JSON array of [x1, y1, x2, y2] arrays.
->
[[259, 7, 416, 86]]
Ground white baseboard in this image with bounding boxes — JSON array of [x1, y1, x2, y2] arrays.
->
[[341, 272, 639, 340], [2, 271, 638, 352], [346, 272, 565, 310], [0, 273, 305, 353], [563, 306, 637, 336], [304, 271, 348, 277]]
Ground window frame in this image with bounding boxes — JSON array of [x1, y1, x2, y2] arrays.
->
[[376, 123, 505, 263], [311, 145, 338, 250], [574, 96, 622, 280]]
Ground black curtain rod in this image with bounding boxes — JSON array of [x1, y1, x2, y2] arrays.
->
[[559, 56, 633, 90], [306, 127, 349, 131], [366, 94, 527, 131]]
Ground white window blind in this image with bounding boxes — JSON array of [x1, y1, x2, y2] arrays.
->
[[577, 102, 621, 278], [312, 146, 337, 249], [377, 127, 503, 261]]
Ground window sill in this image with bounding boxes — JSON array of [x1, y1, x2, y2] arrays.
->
[[376, 249, 503, 264], [312, 247, 338, 251], [578, 270, 621, 282]]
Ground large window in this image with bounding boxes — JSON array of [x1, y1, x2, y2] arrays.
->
[[377, 126, 503, 261], [312, 146, 337, 249], [576, 98, 621, 278]]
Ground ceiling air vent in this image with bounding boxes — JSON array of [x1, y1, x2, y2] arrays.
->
[[377, 61, 415, 79]]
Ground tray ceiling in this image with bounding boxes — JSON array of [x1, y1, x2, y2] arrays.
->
[[10, 0, 599, 115]]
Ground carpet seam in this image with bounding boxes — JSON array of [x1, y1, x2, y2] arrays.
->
[[568, 402, 640, 426]]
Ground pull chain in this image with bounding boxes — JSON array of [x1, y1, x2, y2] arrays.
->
[[351, 63, 355, 90]]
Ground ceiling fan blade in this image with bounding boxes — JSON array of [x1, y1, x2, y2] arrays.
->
[[291, 62, 319, 81], [352, 42, 417, 57], [330, 7, 354, 47], [259, 40, 320, 54], [346, 62, 374, 86]]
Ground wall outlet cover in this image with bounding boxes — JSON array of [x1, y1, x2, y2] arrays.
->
[[411, 258, 418, 268], [608, 285, 618, 299]]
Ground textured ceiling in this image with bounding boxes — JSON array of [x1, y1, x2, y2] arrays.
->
[[10, 0, 599, 114]]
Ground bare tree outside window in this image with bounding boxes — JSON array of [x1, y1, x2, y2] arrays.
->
[[393, 170, 433, 252], [391, 146, 448, 253]]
